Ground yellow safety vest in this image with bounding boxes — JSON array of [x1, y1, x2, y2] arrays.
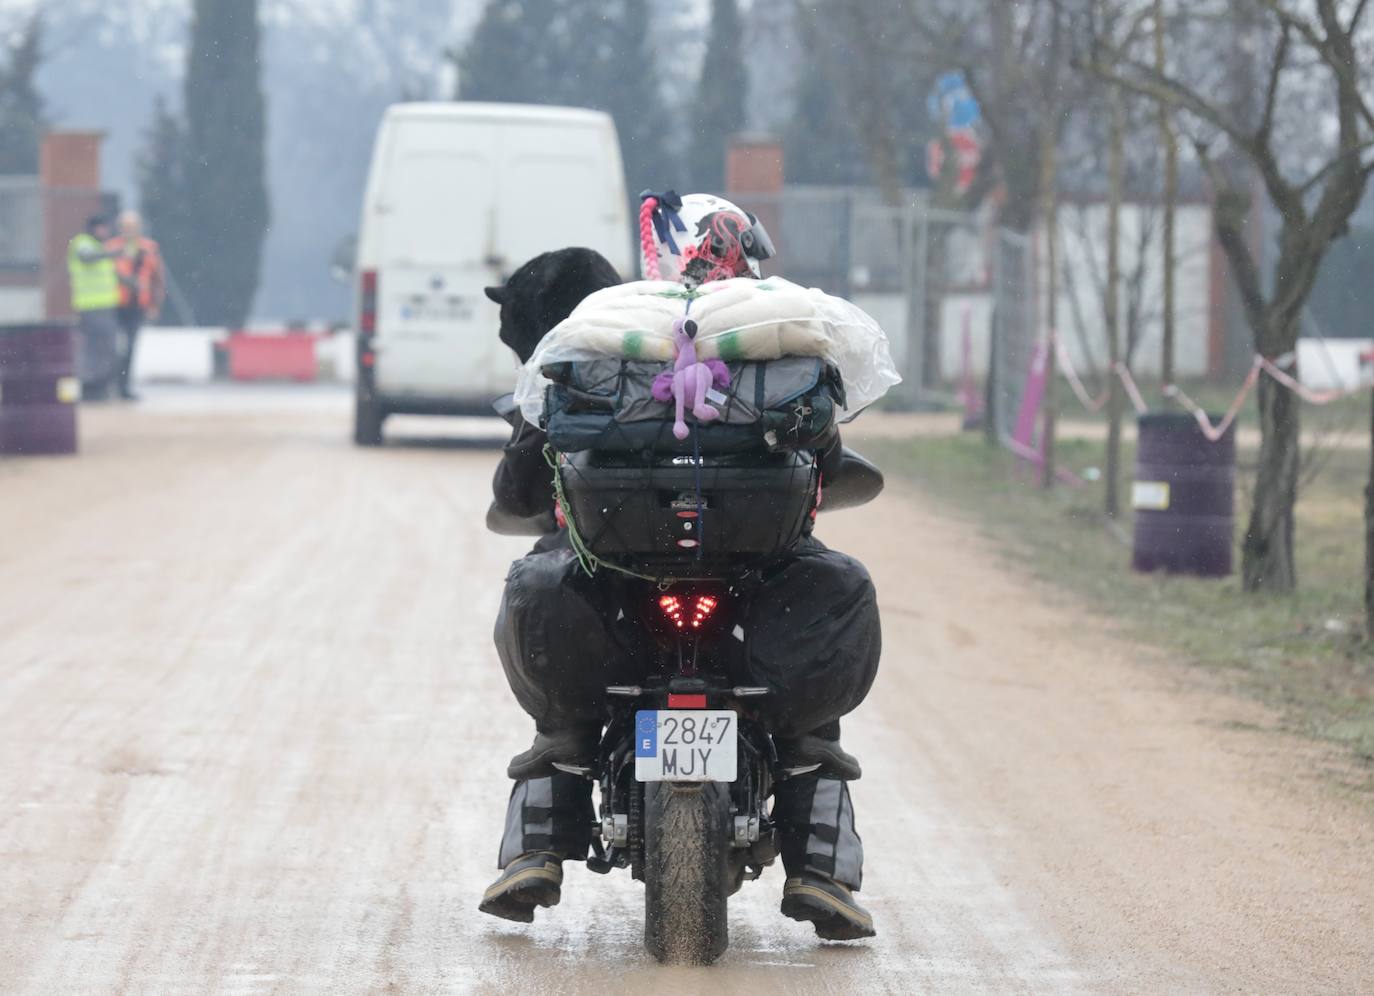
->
[[67, 233, 120, 312]]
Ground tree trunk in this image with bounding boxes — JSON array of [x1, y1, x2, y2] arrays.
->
[[1242, 372, 1300, 592], [1105, 84, 1125, 519], [922, 283, 943, 389], [921, 217, 949, 392], [1038, 120, 1060, 490], [1154, 0, 1178, 386], [1366, 385, 1374, 638]]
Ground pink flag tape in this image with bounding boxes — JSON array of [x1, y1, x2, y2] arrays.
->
[[1055, 340, 1369, 445], [1164, 359, 1260, 443], [1055, 342, 1149, 416], [1257, 354, 1370, 405]]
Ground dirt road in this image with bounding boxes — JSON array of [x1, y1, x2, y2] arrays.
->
[[2, 389, 1371, 994]]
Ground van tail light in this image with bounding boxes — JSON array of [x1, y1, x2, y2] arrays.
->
[[359, 269, 378, 335]]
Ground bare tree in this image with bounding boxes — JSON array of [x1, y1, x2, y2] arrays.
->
[[1153, 0, 1181, 385], [1086, 0, 1374, 593], [1368, 393, 1374, 637], [901, 2, 1079, 484], [1103, 80, 1127, 517]]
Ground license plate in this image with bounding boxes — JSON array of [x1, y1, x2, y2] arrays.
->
[[634, 710, 737, 782]]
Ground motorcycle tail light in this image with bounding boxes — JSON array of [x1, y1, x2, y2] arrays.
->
[[657, 593, 721, 631], [691, 595, 717, 629]]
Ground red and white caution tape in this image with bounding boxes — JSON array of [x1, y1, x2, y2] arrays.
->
[[1163, 359, 1260, 443], [1116, 362, 1149, 416], [1058, 338, 1370, 444], [1163, 352, 1371, 443], [1055, 341, 1149, 417], [1256, 352, 1371, 405]]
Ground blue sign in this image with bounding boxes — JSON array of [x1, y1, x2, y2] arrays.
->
[[928, 71, 981, 131], [635, 711, 658, 758]]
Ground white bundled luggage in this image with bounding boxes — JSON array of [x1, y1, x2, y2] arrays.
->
[[514, 276, 901, 426]]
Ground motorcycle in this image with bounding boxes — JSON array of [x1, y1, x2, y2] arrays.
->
[[489, 393, 883, 965], [565, 582, 779, 965]]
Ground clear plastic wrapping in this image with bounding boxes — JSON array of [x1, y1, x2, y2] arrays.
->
[[513, 276, 901, 425]]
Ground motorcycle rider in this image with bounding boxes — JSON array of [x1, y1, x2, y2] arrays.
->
[[479, 192, 880, 941]]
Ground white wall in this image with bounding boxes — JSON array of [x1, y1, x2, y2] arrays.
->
[[0, 287, 43, 324], [132, 327, 224, 384], [1049, 202, 1213, 380], [939, 293, 995, 382], [1296, 338, 1374, 390]]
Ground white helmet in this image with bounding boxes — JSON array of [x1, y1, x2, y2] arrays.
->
[[638, 189, 776, 285]]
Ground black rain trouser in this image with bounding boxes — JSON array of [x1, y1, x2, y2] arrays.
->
[[492, 537, 878, 890]]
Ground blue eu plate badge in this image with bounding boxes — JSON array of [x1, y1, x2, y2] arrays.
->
[[636, 712, 658, 758]]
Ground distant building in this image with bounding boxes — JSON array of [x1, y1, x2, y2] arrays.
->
[[0, 132, 117, 324]]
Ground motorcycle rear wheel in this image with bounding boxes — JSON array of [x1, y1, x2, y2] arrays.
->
[[642, 781, 732, 965]]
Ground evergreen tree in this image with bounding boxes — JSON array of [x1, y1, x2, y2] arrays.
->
[[456, 0, 672, 200], [0, 14, 45, 176], [457, 0, 563, 104], [180, 0, 270, 327], [136, 97, 196, 324], [582, 0, 671, 193], [688, 0, 746, 192], [781, 35, 870, 187]]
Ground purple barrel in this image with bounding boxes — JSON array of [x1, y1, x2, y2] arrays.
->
[[0, 322, 79, 456], [1131, 412, 1236, 577]]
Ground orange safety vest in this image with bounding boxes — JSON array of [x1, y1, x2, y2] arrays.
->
[[105, 235, 166, 312]]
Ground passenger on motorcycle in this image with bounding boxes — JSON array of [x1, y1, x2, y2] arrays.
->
[[479, 192, 881, 941]]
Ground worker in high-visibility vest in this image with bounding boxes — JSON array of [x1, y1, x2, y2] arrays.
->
[[105, 210, 166, 402], [67, 215, 121, 399]]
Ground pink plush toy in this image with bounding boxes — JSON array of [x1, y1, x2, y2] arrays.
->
[[651, 317, 731, 440]]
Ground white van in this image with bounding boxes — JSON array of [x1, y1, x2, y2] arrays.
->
[[351, 102, 632, 444]]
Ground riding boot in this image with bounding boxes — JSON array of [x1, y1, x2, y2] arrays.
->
[[773, 773, 874, 939], [479, 773, 594, 922]]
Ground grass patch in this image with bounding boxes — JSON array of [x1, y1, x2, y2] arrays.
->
[[866, 427, 1374, 785]]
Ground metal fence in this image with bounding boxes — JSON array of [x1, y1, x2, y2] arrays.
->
[[732, 186, 1014, 408]]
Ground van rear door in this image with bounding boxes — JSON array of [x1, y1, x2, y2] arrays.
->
[[372, 143, 498, 400], [493, 120, 631, 275]]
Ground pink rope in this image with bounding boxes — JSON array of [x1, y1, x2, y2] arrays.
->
[[1115, 362, 1149, 416], [1053, 338, 1370, 446], [1055, 340, 1109, 413], [1164, 359, 1260, 443], [639, 197, 661, 281], [1054, 341, 1148, 416], [1257, 354, 1369, 405]]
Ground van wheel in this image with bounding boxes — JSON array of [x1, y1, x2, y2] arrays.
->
[[354, 395, 385, 446]]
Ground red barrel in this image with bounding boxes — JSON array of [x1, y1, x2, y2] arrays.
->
[[0, 322, 79, 456], [1131, 413, 1235, 577]]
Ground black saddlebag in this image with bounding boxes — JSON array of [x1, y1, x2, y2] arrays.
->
[[557, 449, 819, 571]]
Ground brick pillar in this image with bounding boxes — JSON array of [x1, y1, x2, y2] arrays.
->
[[725, 135, 784, 196], [724, 135, 784, 278], [40, 131, 105, 321]]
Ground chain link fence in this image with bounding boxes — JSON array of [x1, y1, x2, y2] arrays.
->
[[732, 186, 1029, 411]]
